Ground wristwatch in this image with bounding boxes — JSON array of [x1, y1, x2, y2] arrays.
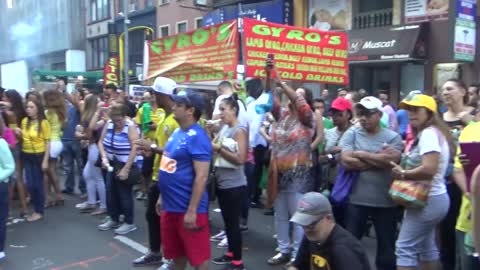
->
[[150, 144, 158, 151]]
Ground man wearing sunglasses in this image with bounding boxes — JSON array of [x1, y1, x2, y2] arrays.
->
[[288, 192, 371, 270], [339, 96, 403, 270]]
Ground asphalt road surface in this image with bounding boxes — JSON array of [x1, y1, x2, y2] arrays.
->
[[2, 192, 376, 270]]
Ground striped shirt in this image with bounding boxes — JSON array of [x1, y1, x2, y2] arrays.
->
[[103, 119, 134, 163]]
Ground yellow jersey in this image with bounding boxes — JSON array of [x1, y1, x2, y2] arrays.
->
[[21, 118, 51, 153], [45, 110, 63, 141], [152, 113, 179, 181], [135, 106, 165, 140], [454, 122, 480, 232]]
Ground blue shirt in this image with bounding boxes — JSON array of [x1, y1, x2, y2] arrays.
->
[[397, 109, 409, 139], [158, 123, 212, 213], [62, 102, 81, 141]]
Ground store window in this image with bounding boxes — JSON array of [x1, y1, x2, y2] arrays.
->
[[358, 0, 392, 13], [177, 21, 187, 33], [195, 18, 203, 29], [90, 0, 109, 22], [89, 37, 108, 69]]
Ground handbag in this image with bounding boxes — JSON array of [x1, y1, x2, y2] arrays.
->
[[389, 137, 431, 208], [330, 128, 358, 205], [330, 164, 359, 205], [207, 165, 217, 202]]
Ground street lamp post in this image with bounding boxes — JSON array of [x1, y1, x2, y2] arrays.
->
[[123, 0, 130, 92]]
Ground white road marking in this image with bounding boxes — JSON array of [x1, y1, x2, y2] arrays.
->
[[113, 235, 149, 254]]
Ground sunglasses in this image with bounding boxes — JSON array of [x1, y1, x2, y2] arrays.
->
[[302, 216, 326, 230], [357, 109, 379, 118]]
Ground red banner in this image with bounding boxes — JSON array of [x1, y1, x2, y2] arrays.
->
[[243, 18, 349, 85], [145, 20, 238, 83], [103, 56, 119, 87]]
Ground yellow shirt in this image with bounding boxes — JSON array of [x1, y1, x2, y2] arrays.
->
[[21, 118, 51, 153], [152, 113, 179, 181], [45, 110, 63, 141], [454, 122, 480, 232], [135, 107, 165, 140]]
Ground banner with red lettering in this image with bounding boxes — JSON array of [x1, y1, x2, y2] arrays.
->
[[243, 18, 349, 85], [103, 56, 119, 87], [144, 20, 238, 83]]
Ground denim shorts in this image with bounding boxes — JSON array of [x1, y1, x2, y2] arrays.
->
[[396, 193, 450, 267]]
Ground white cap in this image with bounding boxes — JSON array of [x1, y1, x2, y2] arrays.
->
[[151, 77, 177, 95], [355, 96, 383, 111]]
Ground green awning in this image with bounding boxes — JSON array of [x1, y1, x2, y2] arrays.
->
[[32, 70, 103, 84]]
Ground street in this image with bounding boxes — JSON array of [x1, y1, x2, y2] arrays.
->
[[1, 193, 377, 270]]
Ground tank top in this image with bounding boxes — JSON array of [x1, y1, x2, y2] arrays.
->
[[214, 125, 247, 190]]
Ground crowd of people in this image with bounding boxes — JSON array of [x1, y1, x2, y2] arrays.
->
[[0, 59, 479, 270]]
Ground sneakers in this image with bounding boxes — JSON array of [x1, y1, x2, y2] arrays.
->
[[218, 263, 246, 270], [132, 253, 163, 266], [79, 204, 96, 213], [284, 259, 295, 268], [217, 237, 228, 248], [0, 251, 5, 260], [114, 223, 137, 235], [98, 219, 120, 231], [210, 230, 226, 242], [212, 255, 233, 265], [239, 224, 248, 233], [75, 201, 88, 209], [157, 259, 174, 270], [267, 252, 290, 265]]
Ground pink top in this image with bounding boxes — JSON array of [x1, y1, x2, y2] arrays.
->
[[2, 127, 16, 147]]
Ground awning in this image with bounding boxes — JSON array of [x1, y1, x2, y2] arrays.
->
[[348, 25, 426, 63], [32, 70, 103, 84]]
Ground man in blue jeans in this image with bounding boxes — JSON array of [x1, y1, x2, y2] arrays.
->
[[339, 97, 403, 270], [60, 80, 86, 195]]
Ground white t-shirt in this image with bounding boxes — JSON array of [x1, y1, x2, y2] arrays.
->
[[412, 127, 449, 196], [212, 94, 249, 128]]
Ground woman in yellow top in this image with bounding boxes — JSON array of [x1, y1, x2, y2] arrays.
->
[[43, 89, 66, 207], [1, 90, 28, 217], [18, 99, 51, 222]]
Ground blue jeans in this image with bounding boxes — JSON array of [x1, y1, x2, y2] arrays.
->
[[0, 182, 8, 252], [61, 140, 86, 193], [345, 204, 397, 270], [106, 171, 134, 224], [22, 153, 45, 215]]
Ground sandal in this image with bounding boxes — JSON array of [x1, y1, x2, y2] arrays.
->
[[27, 213, 43, 222], [44, 201, 55, 209]]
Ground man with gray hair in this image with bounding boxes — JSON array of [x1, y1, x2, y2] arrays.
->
[[288, 192, 371, 270]]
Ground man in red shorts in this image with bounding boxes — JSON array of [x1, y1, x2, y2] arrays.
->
[[157, 90, 212, 270]]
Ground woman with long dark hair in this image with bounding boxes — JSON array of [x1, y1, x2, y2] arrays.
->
[[391, 94, 455, 270], [43, 89, 66, 207], [3, 90, 28, 217], [18, 99, 51, 222]]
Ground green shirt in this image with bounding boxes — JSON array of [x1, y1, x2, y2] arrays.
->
[[317, 117, 335, 153]]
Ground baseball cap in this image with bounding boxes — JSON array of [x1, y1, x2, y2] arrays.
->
[[355, 96, 383, 111], [170, 89, 205, 111], [290, 192, 332, 226], [151, 77, 177, 95], [399, 94, 437, 113], [330, 97, 353, 111]]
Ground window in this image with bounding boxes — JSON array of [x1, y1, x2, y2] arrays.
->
[[159, 0, 170, 5], [159, 25, 170, 38], [195, 17, 203, 29], [146, 0, 154, 7], [176, 21, 187, 33], [358, 0, 392, 13], [89, 37, 109, 69], [90, 0, 109, 22]]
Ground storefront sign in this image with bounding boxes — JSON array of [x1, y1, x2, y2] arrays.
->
[[454, 0, 476, 61], [202, 0, 292, 27], [348, 25, 424, 62], [243, 18, 348, 84], [103, 56, 119, 87], [308, 0, 349, 31], [405, 0, 449, 23], [144, 20, 239, 83]]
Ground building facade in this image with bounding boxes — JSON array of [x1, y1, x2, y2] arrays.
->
[[0, 0, 87, 93], [295, 0, 479, 102]]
